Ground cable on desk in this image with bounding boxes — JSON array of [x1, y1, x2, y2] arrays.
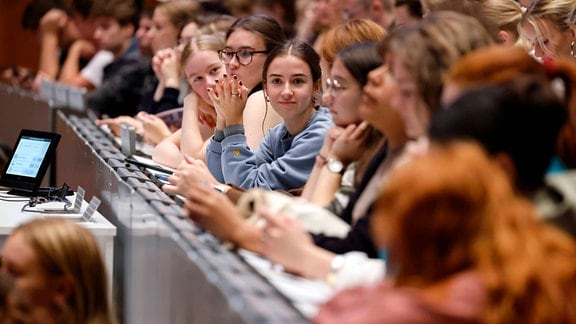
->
[[20, 196, 73, 213]]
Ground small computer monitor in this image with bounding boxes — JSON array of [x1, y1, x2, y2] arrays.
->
[[0, 129, 61, 196]]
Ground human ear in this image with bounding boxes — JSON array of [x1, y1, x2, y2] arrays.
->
[[52, 276, 74, 306], [313, 79, 321, 95], [498, 30, 510, 44]]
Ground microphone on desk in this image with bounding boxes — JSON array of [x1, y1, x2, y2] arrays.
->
[[124, 158, 174, 175]]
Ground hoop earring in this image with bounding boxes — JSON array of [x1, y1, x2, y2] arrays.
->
[[312, 96, 318, 106]]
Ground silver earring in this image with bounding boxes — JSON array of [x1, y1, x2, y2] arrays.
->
[[571, 41, 575, 57]]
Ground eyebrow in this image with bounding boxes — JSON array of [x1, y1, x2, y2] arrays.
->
[[268, 73, 309, 78], [224, 46, 256, 51], [187, 63, 221, 77]]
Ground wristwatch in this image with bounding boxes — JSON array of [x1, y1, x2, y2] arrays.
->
[[327, 158, 345, 175], [213, 184, 231, 193], [326, 255, 346, 286]]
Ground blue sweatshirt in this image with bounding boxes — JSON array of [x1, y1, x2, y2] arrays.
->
[[207, 107, 333, 190]]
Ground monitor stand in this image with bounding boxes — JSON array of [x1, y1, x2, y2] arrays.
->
[[6, 186, 74, 198], [6, 188, 35, 197]]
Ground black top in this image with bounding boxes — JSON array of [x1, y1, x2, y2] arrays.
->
[[87, 39, 151, 118], [312, 145, 389, 258], [249, 83, 263, 96]]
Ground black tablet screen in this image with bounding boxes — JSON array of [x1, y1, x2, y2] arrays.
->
[[6, 136, 52, 177], [0, 129, 61, 196]]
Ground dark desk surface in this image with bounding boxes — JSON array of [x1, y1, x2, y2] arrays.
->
[[53, 111, 308, 323]]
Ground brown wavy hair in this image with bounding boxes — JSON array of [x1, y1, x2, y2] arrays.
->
[[446, 45, 576, 168], [371, 142, 576, 323]]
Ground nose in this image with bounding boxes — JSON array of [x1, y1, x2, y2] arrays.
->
[[534, 44, 545, 59], [228, 55, 240, 70], [368, 65, 385, 85], [281, 84, 293, 97], [147, 27, 155, 39], [206, 75, 217, 88], [93, 28, 102, 41]]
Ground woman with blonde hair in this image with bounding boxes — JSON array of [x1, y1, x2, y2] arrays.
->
[[482, 0, 523, 46], [1, 218, 114, 324], [152, 25, 233, 167], [520, 0, 576, 61], [316, 142, 576, 323]]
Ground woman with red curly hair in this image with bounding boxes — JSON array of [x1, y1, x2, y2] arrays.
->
[[442, 45, 576, 171], [316, 142, 576, 323]]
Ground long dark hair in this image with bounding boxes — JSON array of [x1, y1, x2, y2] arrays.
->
[[226, 15, 285, 52], [262, 39, 321, 85], [337, 42, 382, 87]]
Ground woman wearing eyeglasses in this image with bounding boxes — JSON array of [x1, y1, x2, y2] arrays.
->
[[301, 42, 384, 215], [215, 15, 284, 150], [204, 15, 285, 182]]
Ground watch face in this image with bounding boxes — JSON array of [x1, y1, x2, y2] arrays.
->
[[328, 158, 344, 174]]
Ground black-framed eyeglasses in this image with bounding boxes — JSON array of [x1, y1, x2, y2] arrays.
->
[[218, 49, 268, 66]]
